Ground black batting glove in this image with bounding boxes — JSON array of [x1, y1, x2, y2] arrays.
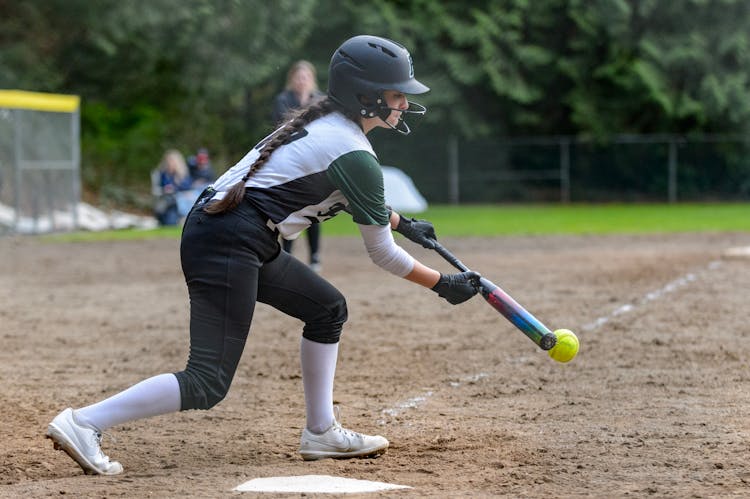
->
[[431, 271, 481, 305], [395, 216, 437, 249]]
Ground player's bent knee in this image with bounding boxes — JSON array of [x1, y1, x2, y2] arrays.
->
[[174, 369, 231, 410], [193, 392, 226, 410], [302, 294, 348, 344]]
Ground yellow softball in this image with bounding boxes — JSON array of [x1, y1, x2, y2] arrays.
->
[[548, 329, 579, 363]]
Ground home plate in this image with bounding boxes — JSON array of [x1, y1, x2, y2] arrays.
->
[[234, 475, 411, 493]]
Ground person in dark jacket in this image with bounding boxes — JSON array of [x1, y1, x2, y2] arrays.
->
[[272, 60, 326, 271]]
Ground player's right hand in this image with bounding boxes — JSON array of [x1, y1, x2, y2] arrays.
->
[[431, 271, 481, 304]]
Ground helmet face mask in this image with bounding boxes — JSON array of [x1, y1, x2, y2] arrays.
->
[[328, 35, 429, 134], [371, 94, 427, 135]]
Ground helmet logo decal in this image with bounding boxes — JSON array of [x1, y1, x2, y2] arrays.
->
[[408, 54, 414, 78]]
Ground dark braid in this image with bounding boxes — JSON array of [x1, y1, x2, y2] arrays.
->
[[204, 97, 349, 215]]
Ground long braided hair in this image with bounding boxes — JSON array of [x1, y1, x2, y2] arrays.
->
[[204, 97, 356, 215]]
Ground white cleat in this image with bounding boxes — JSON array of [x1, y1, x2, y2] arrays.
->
[[299, 408, 388, 461], [46, 408, 123, 475]]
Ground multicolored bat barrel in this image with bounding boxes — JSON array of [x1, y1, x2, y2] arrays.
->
[[478, 277, 557, 350], [431, 240, 557, 351]]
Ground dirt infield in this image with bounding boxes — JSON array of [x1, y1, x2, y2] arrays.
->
[[1, 232, 749, 497]]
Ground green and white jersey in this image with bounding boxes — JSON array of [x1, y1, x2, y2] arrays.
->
[[212, 112, 390, 240]]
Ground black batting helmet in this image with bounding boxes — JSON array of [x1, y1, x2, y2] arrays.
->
[[328, 35, 429, 133]]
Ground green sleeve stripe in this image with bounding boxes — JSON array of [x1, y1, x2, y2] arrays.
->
[[326, 151, 390, 226]]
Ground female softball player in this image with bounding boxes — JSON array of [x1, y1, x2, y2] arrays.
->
[[46, 35, 479, 475]]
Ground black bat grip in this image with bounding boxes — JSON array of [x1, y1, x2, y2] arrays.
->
[[431, 240, 470, 273]]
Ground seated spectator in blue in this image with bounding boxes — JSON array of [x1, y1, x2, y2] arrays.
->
[[154, 149, 194, 226], [187, 147, 216, 188]]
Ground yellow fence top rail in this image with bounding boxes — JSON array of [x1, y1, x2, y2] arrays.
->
[[0, 89, 80, 113]]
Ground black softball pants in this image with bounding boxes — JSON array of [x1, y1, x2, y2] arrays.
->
[[174, 195, 348, 410]]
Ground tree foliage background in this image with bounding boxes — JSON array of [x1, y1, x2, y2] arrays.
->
[[2, 0, 750, 203]]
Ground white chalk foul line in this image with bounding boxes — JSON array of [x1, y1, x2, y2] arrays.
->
[[378, 373, 490, 425], [378, 260, 724, 420], [378, 391, 433, 424], [724, 245, 750, 258], [582, 260, 722, 332]]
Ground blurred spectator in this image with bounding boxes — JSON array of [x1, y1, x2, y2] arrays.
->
[[153, 149, 194, 226], [272, 60, 325, 271], [187, 147, 216, 188]]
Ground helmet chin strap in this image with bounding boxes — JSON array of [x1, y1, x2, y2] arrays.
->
[[376, 101, 427, 135]]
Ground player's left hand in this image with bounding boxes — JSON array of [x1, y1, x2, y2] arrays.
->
[[396, 216, 437, 249]]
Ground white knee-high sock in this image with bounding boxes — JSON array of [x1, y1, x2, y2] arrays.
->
[[74, 373, 181, 432], [300, 337, 338, 433]]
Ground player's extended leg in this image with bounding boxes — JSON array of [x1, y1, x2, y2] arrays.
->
[[257, 251, 388, 460], [46, 201, 280, 474], [46, 374, 180, 475]]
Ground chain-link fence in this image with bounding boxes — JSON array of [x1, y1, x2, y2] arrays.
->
[[0, 90, 80, 234], [371, 129, 750, 204]]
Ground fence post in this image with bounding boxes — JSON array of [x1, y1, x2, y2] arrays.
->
[[71, 108, 80, 229], [12, 109, 21, 231], [668, 139, 677, 203], [559, 138, 571, 203], [448, 134, 459, 204]]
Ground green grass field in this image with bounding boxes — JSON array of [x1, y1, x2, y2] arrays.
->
[[42, 202, 750, 243]]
